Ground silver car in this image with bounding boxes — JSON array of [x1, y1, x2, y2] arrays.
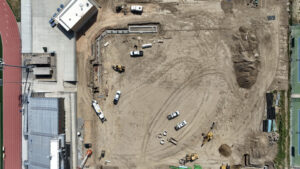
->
[[167, 111, 180, 120], [175, 120, 187, 131]]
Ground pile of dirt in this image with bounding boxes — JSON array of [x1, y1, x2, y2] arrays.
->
[[231, 165, 242, 169], [221, 0, 233, 13], [231, 26, 260, 89], [219, 144, 232, 157], [250, 135, 269, 158]]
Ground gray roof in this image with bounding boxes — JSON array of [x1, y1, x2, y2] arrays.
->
[[27, 97, 60, 169], [28, 97, 59, 136], [21, 0, 32, 53]]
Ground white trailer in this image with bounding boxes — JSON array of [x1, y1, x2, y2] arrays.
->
[[92, 100, 106, 122]]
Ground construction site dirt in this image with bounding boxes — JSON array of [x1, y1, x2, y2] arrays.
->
[[76, 0, 289, 169]]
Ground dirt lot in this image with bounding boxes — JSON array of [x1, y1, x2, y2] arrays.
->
[[76, 0, 289, 169]]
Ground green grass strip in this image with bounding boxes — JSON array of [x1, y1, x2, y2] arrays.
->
[[6, 0, 20, 22]]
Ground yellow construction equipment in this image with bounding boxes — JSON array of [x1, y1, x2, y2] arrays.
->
[[185, 153, 199, 162], [201, 122, 215, 147], [112, 65, 125, 73], [220, 164, 230, 169]]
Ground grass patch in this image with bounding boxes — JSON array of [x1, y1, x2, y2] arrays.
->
[[6, 0, 20, 22], [274, 91, 288, 169]]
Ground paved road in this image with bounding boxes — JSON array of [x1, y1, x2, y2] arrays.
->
[[0, 0, 22, 169]]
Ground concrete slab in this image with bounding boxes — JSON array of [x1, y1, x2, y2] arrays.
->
[[31, 0, 76, 82]]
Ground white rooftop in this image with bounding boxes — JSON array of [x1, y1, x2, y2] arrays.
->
[[55, 0, 94, 31], [50, 139, 59, 169]]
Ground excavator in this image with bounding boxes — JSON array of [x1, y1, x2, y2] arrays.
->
[[179, 153, 199, 165], [185, 153, 199, 162], [78, 149, 92, 169], [220, 164, 230, 169], [112, 65, 125, 73], [201, 122, 215, 147]]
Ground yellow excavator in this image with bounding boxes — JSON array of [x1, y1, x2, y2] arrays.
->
[[112, 65, 125, 73], [220, 164, 230, 169], [185, 153, 199, 162], [201, 122, 215, 147]]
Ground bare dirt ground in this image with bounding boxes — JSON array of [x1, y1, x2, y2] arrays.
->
[[76, 0, 289, 169]]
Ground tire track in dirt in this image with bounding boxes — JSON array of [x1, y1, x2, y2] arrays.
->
[[144, 72, 227, 160], [123, 56, 203, 97], [140, 69, 225, 159]]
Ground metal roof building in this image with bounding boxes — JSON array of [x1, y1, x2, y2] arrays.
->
[[25, 97, 66, 169], [55, 0, 97, 31]]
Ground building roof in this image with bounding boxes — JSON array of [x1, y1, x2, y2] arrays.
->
[[29, 56, 50, 65], [33, 67, 52, 75], [21, 0, 32, 53], [55, 0, 94, 31], [50, 139, 60, 169], [27, 97, 62, 169]]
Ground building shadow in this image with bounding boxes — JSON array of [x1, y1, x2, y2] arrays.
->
[[57, 24, 75, 40], [76, 11, 98, 41]]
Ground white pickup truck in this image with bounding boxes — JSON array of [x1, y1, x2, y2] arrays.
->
[[92, 100, 106, 122], [130, 5, 143, 14]]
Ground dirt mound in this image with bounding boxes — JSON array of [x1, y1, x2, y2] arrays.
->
[[221, 0, 233, 13], [231, 26, 260, 89], [219, 144, 232, 157], [231, 165, 242, 169]]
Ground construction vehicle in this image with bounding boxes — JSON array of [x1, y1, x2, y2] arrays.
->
[[185, 153, 199, 162], [79, 149, 92, 169], [112, 65, 125, 73], [99, 150, 106, 160], [92, 100, 106, 123], [201, 122, 215, 147], [220, 164, 230, 169]]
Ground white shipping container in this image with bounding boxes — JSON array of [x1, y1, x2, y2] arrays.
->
[[142, 43, 152, 49]]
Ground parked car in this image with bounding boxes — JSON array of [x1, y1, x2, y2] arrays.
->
[[50, 22, 57, 28], [130, 5, 143, 14], [113, 91, 121, 105], [49, 18, 55, 24], [167, 111, 180, 120], [130, 50, 143, 57], [175, 120, 187, 131]]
